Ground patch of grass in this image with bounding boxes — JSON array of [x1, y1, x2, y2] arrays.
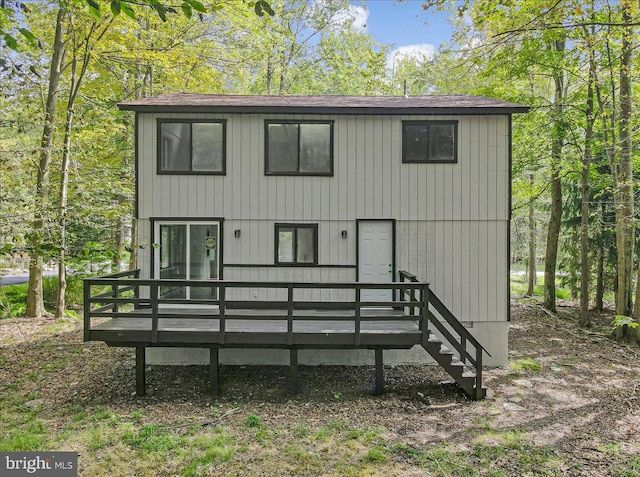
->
[[91, 407, 113, 421], [292, 424, 308, 438], [245, 413, 261, 428], [598, 442, 619, 455], [87, 428, 107, 451], [0, 431, 45, 451], [313, 419, 346, 442], [27, 420, 46, 435], [510, 357, 542, 371], [125, 424, 181, 453], [362, 446, 387, 463], [345, 426, 382, 444], [391, 434, 560, 477], [615, 456, 640, 477], [180, 437, 234, 477], [510, 277, 571, 300]]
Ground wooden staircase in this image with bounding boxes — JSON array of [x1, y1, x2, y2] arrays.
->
[[399, 271, 490, 400]]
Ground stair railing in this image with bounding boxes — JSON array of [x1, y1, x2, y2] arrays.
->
[[399, 270, 491, 400]]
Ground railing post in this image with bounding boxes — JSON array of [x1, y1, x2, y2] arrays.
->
[[134, 270, 140, 309], [287, 284, 294, 346], [475, 346, 483, 400], [411, 286, 417, 317], [219, 283, 226, 345], [150, 282, 158, 344], [355, 287, 361, 346], [83, 279, 91, 342], [461, 336, 467, 366], [135, 346, 146, 396], [420, 284, 430, 346], [113, 282, 119, 314]]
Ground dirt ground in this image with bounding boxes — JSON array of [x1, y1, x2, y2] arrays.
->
[[1, 300, 639, 476]]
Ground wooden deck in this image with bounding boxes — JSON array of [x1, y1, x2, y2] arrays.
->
[[91, 308, 421, 347], [84, 270, 489, 399]]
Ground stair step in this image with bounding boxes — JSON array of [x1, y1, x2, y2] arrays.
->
[[439, 345, 453, 355], [462, 370, 477, 378]]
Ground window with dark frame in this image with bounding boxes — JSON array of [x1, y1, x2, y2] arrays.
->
[[158, 120, 226, 174], [402, 120, 458, 163], [275, 224, 318, 265], [265, 121, 333, 175]]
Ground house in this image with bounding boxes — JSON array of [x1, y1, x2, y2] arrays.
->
[[84, 94, 528, 398]]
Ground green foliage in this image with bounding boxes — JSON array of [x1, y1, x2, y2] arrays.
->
[[42, 275, 85, 310], [125, 424, 181, 453], [0, 284, 28, 319], [0, 431, 45, 452], [180, 445, 234, 476], [615, 456, 640, 477], [362, 446, 387, 463], [84, 0, 272, 22], [245, 414, 262, 428], [612, 315, 638, 329], [510, 358, 541, 372]]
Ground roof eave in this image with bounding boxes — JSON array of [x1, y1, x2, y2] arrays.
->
[[117, 104, 531, 115]]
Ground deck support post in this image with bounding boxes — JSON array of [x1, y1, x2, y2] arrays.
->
[[209, 348, 219, 395], [135, 346, 146, 396], [289, 348, 299, 393], [374, 348, 384, 395]]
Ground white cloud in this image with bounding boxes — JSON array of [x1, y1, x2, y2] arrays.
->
[[346, 4, 368, 31], [387, 44, 436, 71], [328, 4, 369, 32]]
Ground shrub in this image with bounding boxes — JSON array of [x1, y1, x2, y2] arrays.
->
[[0, 283, 28, 319], [42, 274, 85, 309]]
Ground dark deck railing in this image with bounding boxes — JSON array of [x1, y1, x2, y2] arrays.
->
[[399, 270, 490, 399], [84, 270, 427, 346], [84, 270, 489, 399]]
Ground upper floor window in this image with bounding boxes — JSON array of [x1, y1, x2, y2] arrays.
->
[[275, 223, 318, 265], [402, 120, 457, 163], [158, 120, 226, 174], [265, 121, 333, 176]]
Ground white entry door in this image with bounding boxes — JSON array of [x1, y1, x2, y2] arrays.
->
[[358, 220, 394, 302]]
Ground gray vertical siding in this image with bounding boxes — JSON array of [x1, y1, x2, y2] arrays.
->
[[136, 113, 510, 323]]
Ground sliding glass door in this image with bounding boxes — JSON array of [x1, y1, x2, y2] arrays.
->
[[155, 221, 220, 301]]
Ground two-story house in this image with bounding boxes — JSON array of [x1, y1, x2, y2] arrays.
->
[[115, 94, 527, 367]]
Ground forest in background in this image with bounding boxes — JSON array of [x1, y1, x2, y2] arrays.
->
[[0, 0, 639, 342]]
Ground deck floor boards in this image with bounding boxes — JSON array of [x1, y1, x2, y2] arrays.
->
[[89, 307, 421, 345]]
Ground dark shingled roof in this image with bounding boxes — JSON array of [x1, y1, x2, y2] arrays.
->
[[117, 93, 529, 115]]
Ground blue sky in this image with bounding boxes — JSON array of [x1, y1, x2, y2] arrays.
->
[[341, 1, 454, 70], [364, 1, 453, 48]]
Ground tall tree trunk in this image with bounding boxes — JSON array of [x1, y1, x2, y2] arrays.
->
[[543, 38, 565, 313], [112, 195, 126, 273], [26, 8, 66, 318], [579, 34, 596, 328], [527, 173, 536, 296], [595, 202, 605, 312], [266, 58, 273, 94], [614, 2, 635, 320], [56, 17, 104, 318], [56, 105, 73, 319]]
